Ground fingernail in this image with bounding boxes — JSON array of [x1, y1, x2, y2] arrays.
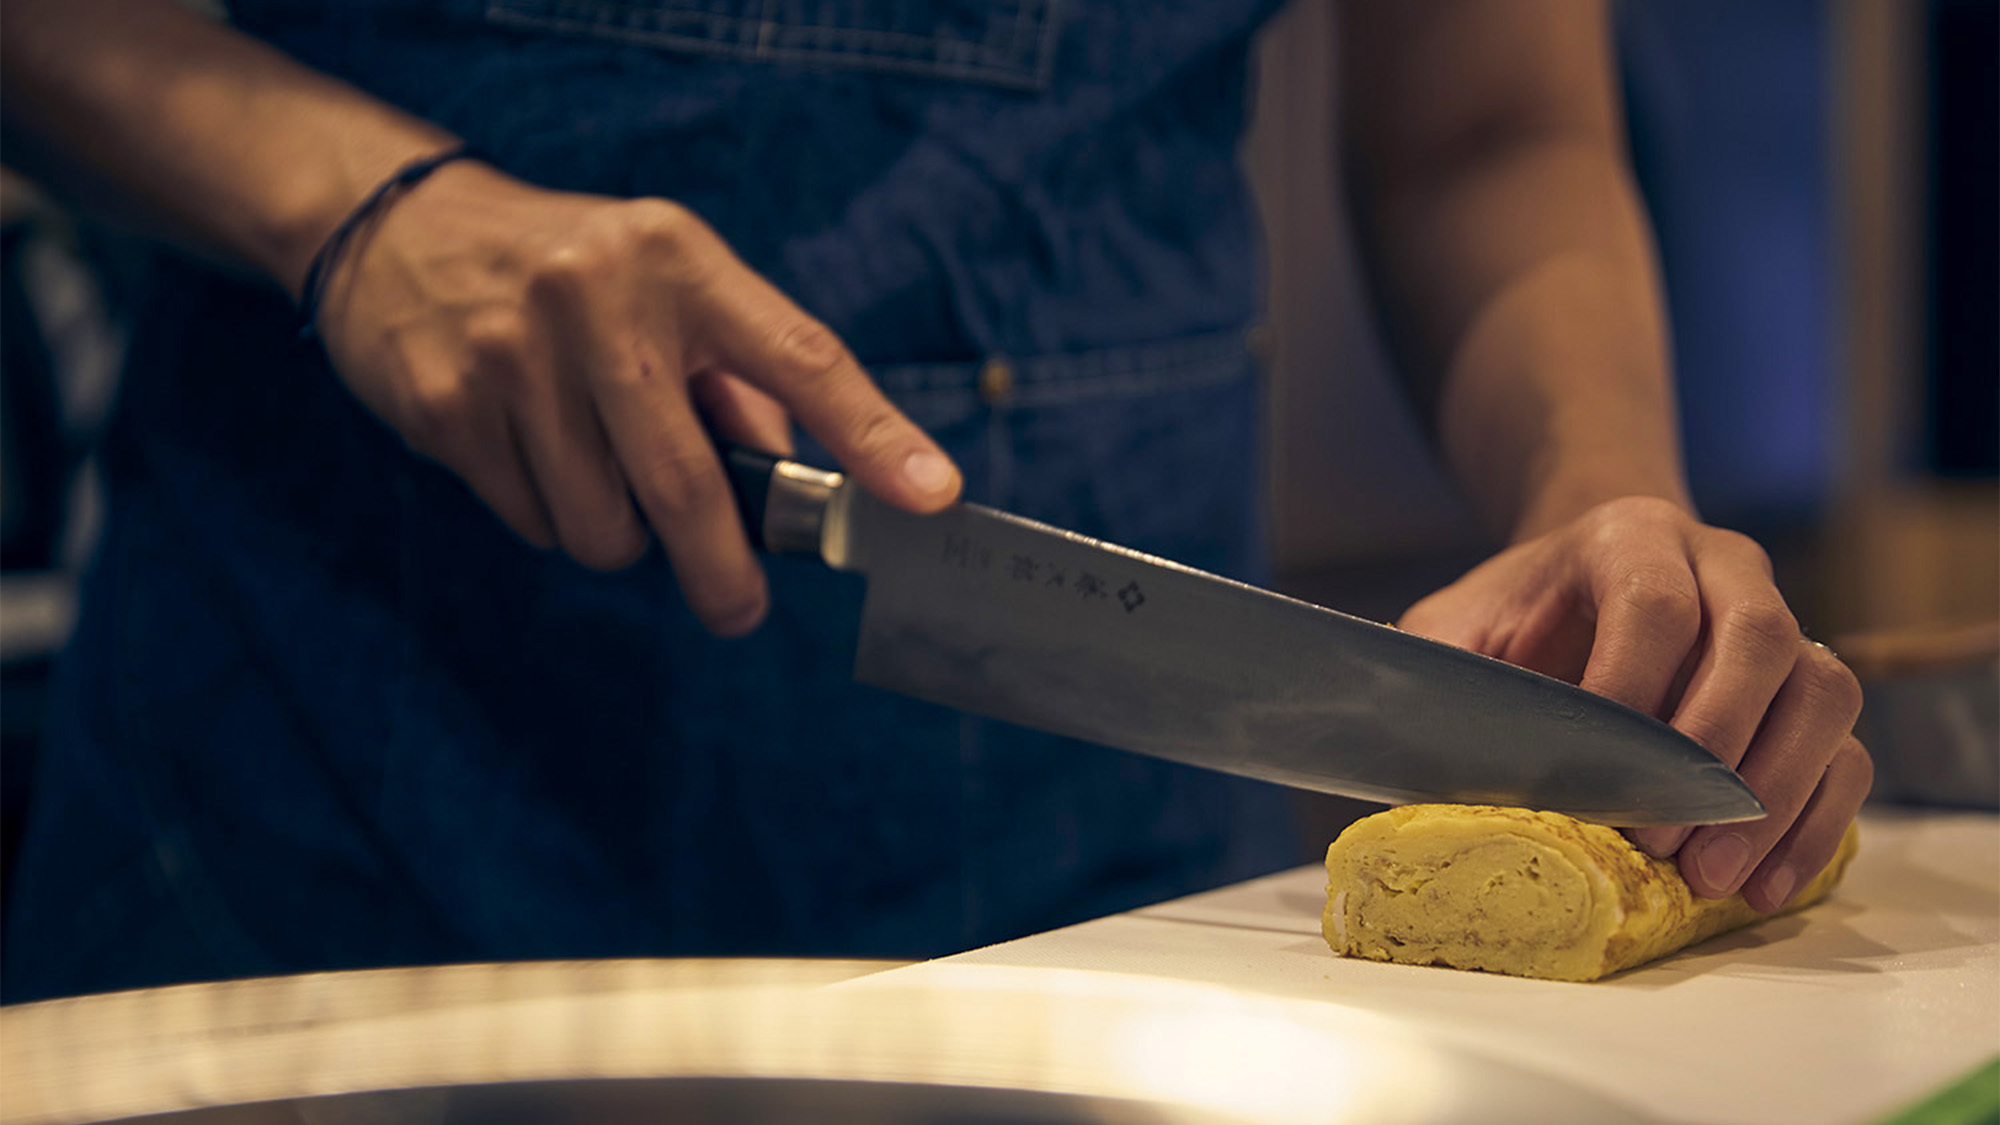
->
[[902, 449, 957, 496], [1697, 834, 1751, 893], [1761, 865, 1797, 910]]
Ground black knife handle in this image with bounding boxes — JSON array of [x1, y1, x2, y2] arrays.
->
[[721, 442, 780, 553], [719, 442, 842, 556]]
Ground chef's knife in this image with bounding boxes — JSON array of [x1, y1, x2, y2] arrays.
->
[[724, 447, 1763, 827]]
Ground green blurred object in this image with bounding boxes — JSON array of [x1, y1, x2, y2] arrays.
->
[[1875, 1057, 2000, 1125]]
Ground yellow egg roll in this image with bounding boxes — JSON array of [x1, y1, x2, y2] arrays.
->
[[1322, 804, 1859, 982]]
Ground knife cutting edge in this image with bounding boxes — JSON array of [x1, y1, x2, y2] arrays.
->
[[722, 446, 1764, 828]]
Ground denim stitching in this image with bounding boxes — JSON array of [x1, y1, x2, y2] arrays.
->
[[485, 0, 1061, 90], [871, 330, 1247, 390], [491, 9, 1004, 53], [485, 12, 1050, 88], [870, 330, 1254, 417]]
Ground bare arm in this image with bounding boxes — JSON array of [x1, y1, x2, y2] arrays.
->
[[1, 0, 961, 634], [1340, 0, 1869, 910], [1340, 0, 1687, 542], [1, 0, 453, 295]]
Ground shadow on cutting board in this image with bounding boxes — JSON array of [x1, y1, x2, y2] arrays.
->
[[1598, 900, 1897, 990]]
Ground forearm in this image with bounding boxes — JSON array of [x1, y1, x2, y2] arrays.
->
[[1385, 139, 1690, 542], [1341, 0, 1692, 544], [0, 0, 456, 297]]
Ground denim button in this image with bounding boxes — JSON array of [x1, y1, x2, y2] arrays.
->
[[978, 356, 1016, 404]]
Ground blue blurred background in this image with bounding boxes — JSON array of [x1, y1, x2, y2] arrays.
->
[[1621, 0, 1839, 521]]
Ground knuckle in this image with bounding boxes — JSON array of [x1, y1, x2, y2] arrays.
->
[[1837, 731, 1873, 773], [631, 444, 727, 522], [1846, 740, 1876, 796], [625, 195, 689, 231], [844, 404, 905, 458], [624, 199, 729, 291], [766, 316, 850, 381], [461, 308, 532, 368], [1719, 528, 1776, 573], [1797, 645, 1865, 721], [1719, 599, 1801, 663], [1611, 567, 1700, 631], [625, 197, 705, 253], [525, 241, 597, 302], [1672, 711, 1733, 758]]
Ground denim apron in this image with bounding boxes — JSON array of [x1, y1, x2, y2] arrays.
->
[[4, 0, 1297, 1001]]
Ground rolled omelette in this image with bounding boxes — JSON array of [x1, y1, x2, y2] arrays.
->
[[1322, 805, 1860, 982]]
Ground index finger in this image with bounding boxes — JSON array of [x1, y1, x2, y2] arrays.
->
[[1630, 534, 1802, 856], [1578, 553, 1704, 720], [692, 268, 960, 512]]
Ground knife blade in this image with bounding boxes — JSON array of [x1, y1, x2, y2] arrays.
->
[[724, 447, 1763, 827]]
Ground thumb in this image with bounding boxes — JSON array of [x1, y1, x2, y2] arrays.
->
[[1397, 587, 1489, 652]]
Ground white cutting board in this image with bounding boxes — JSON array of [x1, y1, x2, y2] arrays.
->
[[854, 808, 2000, 1125]]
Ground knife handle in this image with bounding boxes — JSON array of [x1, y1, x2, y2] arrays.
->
[[721, 444, 779, 552], [720, 443, 842, 556]]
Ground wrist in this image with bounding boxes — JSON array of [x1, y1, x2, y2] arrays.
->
[[1441, 387, 1695, 544], [296, 144, 478, 333], [1504, 432, 1696, 543], [261, 130, 463, 301], [1509, 474, 1695, 544]]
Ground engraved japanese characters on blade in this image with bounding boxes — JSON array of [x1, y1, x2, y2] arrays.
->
[[941, 531, 1146, 612]]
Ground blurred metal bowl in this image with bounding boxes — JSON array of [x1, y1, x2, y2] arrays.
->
[[1839, 622, 2000, 810], [3, 959, 1653, 1125]]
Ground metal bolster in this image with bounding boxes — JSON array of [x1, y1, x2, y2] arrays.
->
[[764, 460, 844, 555]]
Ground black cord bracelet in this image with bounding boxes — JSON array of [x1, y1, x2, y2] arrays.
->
[[297, 143, 478, 342]]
